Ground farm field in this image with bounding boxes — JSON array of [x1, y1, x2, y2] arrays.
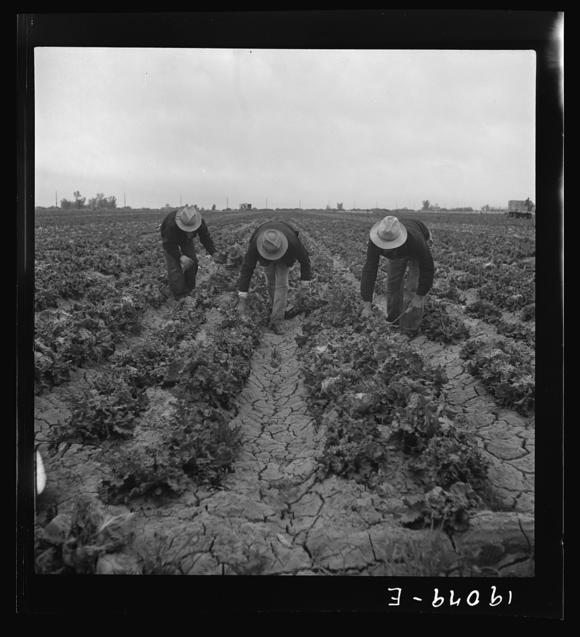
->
[[33, 207, 535, 577]]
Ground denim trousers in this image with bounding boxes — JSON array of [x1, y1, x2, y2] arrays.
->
[[163, 249, 198, 298], [386, 258, 423, 330], [264, 262, 290, 321]]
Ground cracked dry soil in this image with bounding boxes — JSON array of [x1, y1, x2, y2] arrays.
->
[[130, 318, 443, 575], [126, 313, 532, 576]]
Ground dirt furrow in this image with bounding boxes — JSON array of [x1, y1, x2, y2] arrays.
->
[[131, 316, 484, 576]]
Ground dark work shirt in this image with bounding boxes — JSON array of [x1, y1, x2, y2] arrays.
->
[[160, 209, 216, 261], [238, 220, 312, 293], [360, 219, 434, 301]]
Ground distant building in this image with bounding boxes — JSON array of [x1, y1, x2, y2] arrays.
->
[[239, 203, 253, 211], [508, 199, 535, 218]]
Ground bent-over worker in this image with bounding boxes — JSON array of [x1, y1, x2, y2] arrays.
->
[[360, 215, 434, 333], [237, 220, 312, 331], [160, 206, 216, 300]]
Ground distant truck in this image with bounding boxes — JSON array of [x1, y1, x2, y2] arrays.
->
[[508, 198, 535, 219]]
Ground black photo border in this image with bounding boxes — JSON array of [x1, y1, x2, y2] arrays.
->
[[16, 9, 564, 620]]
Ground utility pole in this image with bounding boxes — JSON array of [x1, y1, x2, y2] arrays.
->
[[55, 191, 58, 207], [226, 197, 229, 210], [123, 192, 126, 208]]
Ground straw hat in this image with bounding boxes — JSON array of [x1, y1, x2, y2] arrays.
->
[[256, 229, 289, 260], [369, 216, 408, 249], [175, 206, 202, 232]]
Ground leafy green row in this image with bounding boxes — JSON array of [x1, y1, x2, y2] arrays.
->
[[33, 221, 259, 394], [294, 255, 491, 533], [288, 212, 535, 321], [46, 237, 263, 487], [98, 305, 264, 503], [460, 337, 535, 416]]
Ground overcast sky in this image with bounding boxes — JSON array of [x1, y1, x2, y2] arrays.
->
[[35, 47, 535, 210]]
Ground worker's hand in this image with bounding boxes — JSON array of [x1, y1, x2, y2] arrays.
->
[[409, 294, 426, 310], [361, 302, 374, 319], [180, 255, 195, 271]]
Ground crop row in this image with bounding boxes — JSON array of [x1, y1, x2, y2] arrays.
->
[[287, 213, 535, 418], [34, 218, 264, 394], [37, 217, 269, 497], [96, 280, 266, 503], [287, 212, 535, 318], [293, 251, 492, 534], [36, 220, 269, 573]]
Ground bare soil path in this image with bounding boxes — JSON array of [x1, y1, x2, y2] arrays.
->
[[130, 317, 460, 575]]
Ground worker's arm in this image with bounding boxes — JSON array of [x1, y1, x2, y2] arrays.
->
[[197, 220, 216, 255], [176, 231, 198, 261], [360, 240, 381, 302], [237, 244, 259, 294], [414, 237, 435, 296], [162, 230, 182, 261], [160, 212, 182, 261], [293, 240, 313, 282]]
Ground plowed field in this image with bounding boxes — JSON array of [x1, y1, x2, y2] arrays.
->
[[34, 208, 535, 578]]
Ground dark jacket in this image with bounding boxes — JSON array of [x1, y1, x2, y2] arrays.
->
[[238, 220, 312, 293], [360, 219, 434, 301], [160, 209, 216, 262]]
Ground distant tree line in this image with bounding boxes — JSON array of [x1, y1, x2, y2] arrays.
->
[[162, 203, 218, 211], [60, 191, 117, 209], [422, 200, 473, 212]]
